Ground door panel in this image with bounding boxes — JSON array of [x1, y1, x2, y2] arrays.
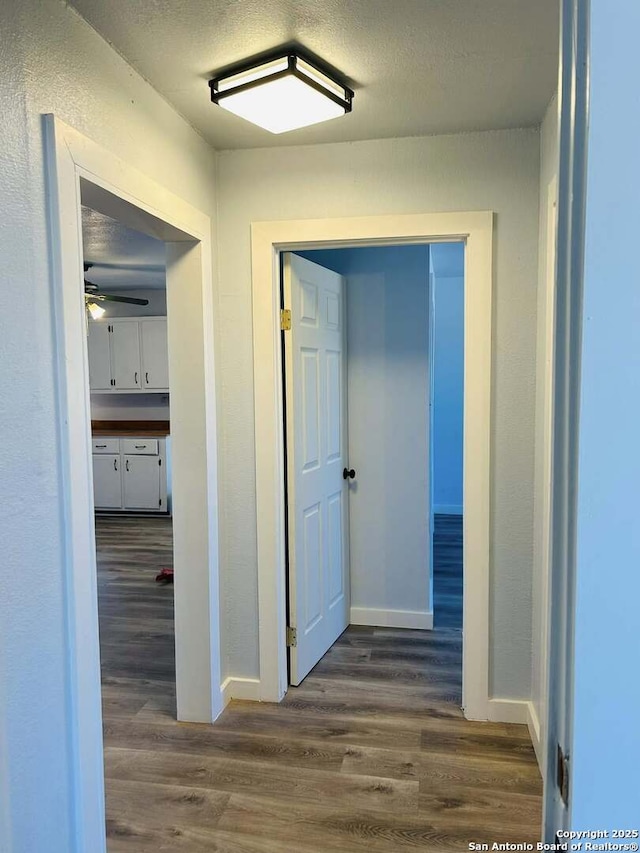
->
[[111, 321, 141, 390], [327, 490, 344, 607], [301, 349, 320, 470], [325, 350, 341, 462], [92, 454, 122, 509], [284, 253, 349, 686], [87, 321, 112, 390], [302, 503, 322, 631]]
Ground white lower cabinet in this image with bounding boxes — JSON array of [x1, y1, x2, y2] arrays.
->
[[92, 436, 168, 513], [92, 454, 123, 509], [123, 455, 162, 510]]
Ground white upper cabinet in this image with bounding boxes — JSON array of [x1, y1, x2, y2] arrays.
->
[[87, 317, 169, 393], [87, 322, 112, 390], [140, 318, 170, 390], [111, 321, 142, 389]]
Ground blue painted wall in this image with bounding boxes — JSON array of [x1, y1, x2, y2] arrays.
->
[[298, 243, 464, 519], [431, 245, 464, 514]]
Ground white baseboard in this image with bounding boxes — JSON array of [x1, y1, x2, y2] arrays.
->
[[434, 504, 463, 515], [526, 700, 543, 771], [221, 676, 261, 707], [487, 698, 529, 724], [350, 607, 433, 630]]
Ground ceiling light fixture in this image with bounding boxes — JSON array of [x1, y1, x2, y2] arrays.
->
[[209, 51, 354, 134]]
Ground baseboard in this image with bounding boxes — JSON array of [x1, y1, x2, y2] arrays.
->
[[487, 698, 529, 724], [526, 700, 544, 771], [350, 607, 433, 630], [221, 676, 261, 707], [434, 504, 463, 516]]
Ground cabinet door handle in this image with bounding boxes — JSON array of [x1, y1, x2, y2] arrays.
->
[[134, 371, 138, 385], [126, 460, 130, 472], [145, 372, 149, 385], [113, 459, 118, 471]]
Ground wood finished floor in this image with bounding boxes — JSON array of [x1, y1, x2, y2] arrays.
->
[[97, 514, 542, 852]]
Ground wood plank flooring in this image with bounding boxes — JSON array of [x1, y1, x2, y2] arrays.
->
[[97, 514, 542, 852]]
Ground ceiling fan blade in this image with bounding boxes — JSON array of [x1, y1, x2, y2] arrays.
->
[[86, 261, 165, 273], [86, 293, 150, 306]]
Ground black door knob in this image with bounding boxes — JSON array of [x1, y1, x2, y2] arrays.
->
[[343, 467, 356, 480]]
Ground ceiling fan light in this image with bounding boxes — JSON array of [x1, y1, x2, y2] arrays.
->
[[209, 51, 353, 134], [87, 301, 106, 320]]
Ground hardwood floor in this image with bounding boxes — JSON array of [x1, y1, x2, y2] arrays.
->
[[97, 514, 542, 852]]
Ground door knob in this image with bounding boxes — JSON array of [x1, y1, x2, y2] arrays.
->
[[343, 467, 356, 480]]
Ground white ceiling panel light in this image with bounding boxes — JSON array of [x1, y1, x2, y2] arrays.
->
[[209, 51, 354, 134]]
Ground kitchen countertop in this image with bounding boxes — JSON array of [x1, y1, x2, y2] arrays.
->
[[91, 420, 170, 437]]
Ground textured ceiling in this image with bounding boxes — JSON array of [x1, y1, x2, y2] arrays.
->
[[69, 0, 559, 150], [82, 207, 165, 290]]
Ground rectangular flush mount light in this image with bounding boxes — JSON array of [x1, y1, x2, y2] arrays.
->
[[209, 52, 353, 134]]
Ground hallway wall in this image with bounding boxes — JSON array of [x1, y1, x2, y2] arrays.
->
[[215, 127, 540, 703], [571, 0, 640, 827], [0, 2, 217, 850]]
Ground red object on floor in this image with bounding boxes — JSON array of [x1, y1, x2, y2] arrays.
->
[[155, 568, 174, 584]]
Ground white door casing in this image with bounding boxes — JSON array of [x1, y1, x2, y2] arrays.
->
[[284, 254, 350, 684], [45, 115, 222, 852], [251, 212, 492, 714]]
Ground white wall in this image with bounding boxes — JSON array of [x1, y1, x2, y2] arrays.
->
[[90, 394, 170, 421], [531, 95, 559, 768], [571, 0, 640, 827], [216, 127, 541, 699], [430, 243, 464, 515], [299, 245, 432, 627], [89, 289, 171, 421], [0, 2, 216, 850]]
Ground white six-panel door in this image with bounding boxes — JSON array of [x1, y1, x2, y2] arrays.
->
[[284, 253, 350, 685]]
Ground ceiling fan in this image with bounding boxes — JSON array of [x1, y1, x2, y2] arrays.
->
[[84, 262, 149, 319]]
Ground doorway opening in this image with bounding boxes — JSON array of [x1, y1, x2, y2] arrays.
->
[[250, 210, 492, 718], [281, 242, 465, 691], [80, 202, 177, 725]]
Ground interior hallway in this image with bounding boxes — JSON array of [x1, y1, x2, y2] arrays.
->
[[97, 514, 542, 851]]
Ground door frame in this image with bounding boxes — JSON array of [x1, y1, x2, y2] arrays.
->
[[45, 115, 223, 851], [251, 211, 493, 717]]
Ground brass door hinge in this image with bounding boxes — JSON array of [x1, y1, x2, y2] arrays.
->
[[286, 626, 297, 647], [281, 308, 292, 331]]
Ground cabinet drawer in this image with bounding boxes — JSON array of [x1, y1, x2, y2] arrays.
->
[[121, 438, 159, 455], [92, 438, 120, 454]]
